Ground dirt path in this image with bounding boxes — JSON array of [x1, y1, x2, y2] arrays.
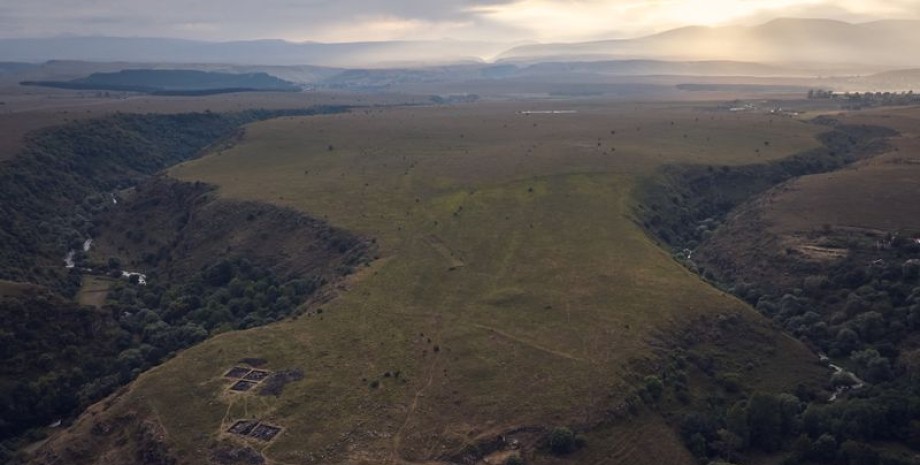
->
[[389, 360, 438, 465], [424, 235, 464, 269], [471, 323, 586, 363]]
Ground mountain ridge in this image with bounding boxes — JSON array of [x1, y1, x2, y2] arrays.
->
[[498, 18, 920, 68], [4, 18, 920, 69]]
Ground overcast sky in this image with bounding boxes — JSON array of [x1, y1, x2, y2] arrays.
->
[[2, 0, 919, 43]]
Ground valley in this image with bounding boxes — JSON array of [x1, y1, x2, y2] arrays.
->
[[1, 42, 919, 465], [15, 99, 845, 465]]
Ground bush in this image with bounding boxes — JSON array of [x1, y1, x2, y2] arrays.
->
[[549, 427, 577, 454], [716, 373, 742, 393], [811, 433, 837, 462], [643, 375, 664, 400]]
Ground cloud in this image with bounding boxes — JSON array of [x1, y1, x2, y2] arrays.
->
[[1, 0, 919, 42], [0, 0, 519, 40], [734, 0, 920, 25], [473, 0, 920, 41]]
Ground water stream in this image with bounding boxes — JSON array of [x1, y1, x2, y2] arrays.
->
[[820, 354, 866, 402], [63, 235, 146, 285]]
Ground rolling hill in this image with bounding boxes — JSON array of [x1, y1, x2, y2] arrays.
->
[[23, 101, 831, 465], [22, 69, 301, 95]]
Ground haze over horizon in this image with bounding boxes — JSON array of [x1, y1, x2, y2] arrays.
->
[[3, 0, 920, 45]]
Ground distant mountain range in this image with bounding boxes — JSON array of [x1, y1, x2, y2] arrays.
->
[[4, 18, 920, 95], [2, 19, 920, 70], [0, 37, 508, 68], [499, 19, 920, 69]]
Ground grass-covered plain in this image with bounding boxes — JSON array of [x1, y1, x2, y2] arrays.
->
[[52, 101, 828, 464]]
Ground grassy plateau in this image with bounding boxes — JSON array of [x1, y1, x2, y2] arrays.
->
[[43, 100, 829, 465]]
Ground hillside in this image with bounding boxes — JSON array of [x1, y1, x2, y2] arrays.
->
[[0, 62, 34, 74], [22, 69, 300, 95], [516, 59, 795, 77], [694, 107, 920, 299], [638, 108, 920, 464], [0, 108, 372, 457], [21, 101, 834, 465]]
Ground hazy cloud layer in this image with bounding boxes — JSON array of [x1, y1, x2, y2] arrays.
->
[[2, 0, 919, 42]]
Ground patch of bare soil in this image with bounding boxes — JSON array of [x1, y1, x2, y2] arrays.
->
[[210, 441, 265, 465], [257, 369, 304, 397]]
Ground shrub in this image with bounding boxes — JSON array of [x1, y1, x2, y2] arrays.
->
[[644, 375, 664, 401], [549, 427, 577, 454], [716, 373, 742, 393]]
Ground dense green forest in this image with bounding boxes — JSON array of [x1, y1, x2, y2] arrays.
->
[[638, 120, 920, 464], [0, 258, 323, 454], [0, 107, 369, 461]]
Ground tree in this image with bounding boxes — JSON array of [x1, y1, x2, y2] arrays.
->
[[833, 328, 860, 356], [908, 420, 920, 451], [205, 259, 235, 286], [812, 433, 837, 462], [839, 440, 879, 465], [644, 375, 663, 401], [776, 394, 802, 436], [790, 434, 812, 463], [865, 357, 892, 383], [711, 429, 744, 461], [548, 427, 577, 454], [851, 348, 892, 382], [726, 402, 750, 448], [748, 393, 784, 452], [903, 349, 920, 384], [852, 311, 885, 342]]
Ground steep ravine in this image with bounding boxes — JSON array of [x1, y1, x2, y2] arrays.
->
[[0, 108, 375, 461], [635, 118, 920, 464], [635, 118, 897, 258], [634, 117, 899, 356]]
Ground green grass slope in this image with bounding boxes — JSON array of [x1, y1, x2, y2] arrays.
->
[[34, 101, 828, 465]]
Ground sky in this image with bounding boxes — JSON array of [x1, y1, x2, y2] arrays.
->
[[2, 0, 919, 43]]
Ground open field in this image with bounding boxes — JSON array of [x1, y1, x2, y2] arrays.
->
[[761, 106, 920, 234], [38, 99, 828, 464], [0, 85, 426, 161]]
